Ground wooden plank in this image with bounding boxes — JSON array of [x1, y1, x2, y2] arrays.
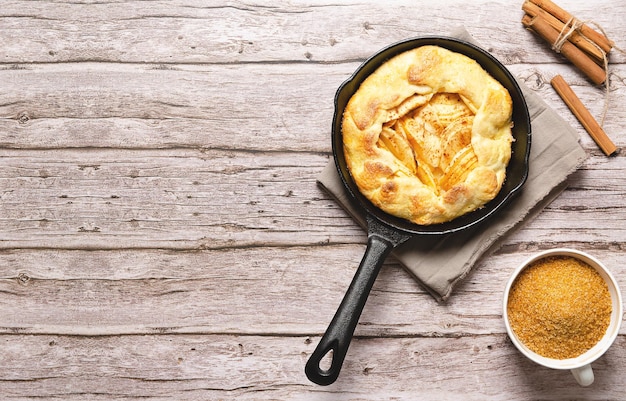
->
[[0, 247, 623, 335], [1, 63, 624, 151], [0, 1, 623, 64], [0, 62, 348, 152], [0, 148, 625, 249], [0, 149, 363, 249], [0, 333, 624, 400]]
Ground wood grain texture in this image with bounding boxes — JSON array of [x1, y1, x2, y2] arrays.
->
[[1, 63, 625, 151], [0, 246, 624, 337], [0, 334, 625, 400], [1, 0, 624, 64], [0, 0, 625, 399]]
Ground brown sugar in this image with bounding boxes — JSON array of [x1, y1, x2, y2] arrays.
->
[[507, 256, 612, 359]]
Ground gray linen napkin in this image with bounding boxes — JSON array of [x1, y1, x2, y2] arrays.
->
[[317, 28, 587, 302]]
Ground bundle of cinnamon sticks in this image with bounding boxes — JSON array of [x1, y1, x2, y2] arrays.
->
[[522, 0, 617, 156], [522, 0, 613, 85]]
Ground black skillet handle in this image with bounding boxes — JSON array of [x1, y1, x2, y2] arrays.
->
[[305, 216, 411, 385]]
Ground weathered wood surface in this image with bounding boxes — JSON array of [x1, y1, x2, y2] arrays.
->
[[1, 0, 625, 399]]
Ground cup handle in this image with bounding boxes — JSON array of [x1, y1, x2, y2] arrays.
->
[[571, 364, 594, 386]]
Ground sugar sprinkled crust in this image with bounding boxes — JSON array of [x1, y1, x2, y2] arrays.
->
[[342, 45, 513, 225]]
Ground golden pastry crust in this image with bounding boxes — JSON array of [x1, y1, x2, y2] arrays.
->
[[342, 45, 513, 225]]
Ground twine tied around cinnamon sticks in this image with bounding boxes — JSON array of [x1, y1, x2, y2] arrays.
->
[[551, 17, 585, 53], [522, 0, 623, 155]]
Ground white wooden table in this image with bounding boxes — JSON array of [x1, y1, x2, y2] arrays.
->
[[1, 1, 625, 399]]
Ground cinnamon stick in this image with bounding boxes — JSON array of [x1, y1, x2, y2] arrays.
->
[[522, 14, 606, 85], [529, 0, 613, 53], [522, 1, 604, 63], [551, 75, 617, 156]]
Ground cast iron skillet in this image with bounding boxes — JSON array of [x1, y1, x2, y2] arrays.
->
[[305, 36, 532, 386]]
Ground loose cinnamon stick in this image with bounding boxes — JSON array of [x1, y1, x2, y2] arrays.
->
[[529, 0, 613, 53], [522, 1, 604, 63], [551, 75, 617, 156], [522, 14, 606, 85]]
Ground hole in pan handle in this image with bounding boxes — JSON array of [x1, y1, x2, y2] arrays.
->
[[305, 215, 411, 385]]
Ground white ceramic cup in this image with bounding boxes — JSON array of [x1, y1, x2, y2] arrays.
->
[[503, 248, 623, 387]]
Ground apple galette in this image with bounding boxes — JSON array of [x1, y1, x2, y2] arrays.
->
[[342, 45, 514, 225]]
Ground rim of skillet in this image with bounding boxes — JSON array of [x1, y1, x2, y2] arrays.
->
[[331, 36, 532, 235]]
